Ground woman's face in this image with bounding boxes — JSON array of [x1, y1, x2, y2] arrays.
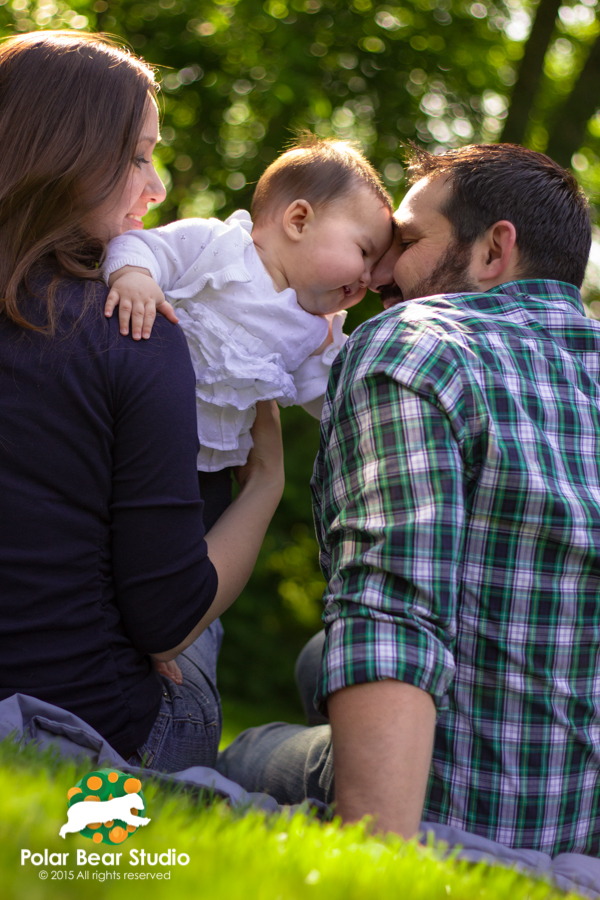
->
[[88, 100, 166, 242]]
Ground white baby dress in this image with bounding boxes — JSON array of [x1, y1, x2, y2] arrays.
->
[[103, 210, 347, 471]]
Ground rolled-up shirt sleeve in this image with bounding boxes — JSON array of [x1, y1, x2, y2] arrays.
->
[[312, 318, 467, 711], [107, 317, 217, 654]]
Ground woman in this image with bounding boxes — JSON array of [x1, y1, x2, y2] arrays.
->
[[0, 31, 284, 770]]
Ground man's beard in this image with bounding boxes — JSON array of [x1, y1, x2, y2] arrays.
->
[[380, 240, 477, 308]]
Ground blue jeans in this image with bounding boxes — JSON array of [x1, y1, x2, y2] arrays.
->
[[127, 619, 223, 772], [217, 630, 334, 804]]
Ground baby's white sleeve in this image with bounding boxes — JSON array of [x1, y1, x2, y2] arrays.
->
[[290, 311, 348, 419], [102, 218, 215, 291]]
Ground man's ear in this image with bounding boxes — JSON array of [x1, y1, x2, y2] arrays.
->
[[470, 220, 519, 288], [282, 199, 315, 241]]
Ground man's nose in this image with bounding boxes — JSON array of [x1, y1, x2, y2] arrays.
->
[[370, 231, 402, 293]]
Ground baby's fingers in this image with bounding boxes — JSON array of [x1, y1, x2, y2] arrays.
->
[[128, 297, 150, 341], [156, 299, 179, 325], [141, 302, 157, 340], [117, 297, 133, 336], [105, 288, 120, 318]]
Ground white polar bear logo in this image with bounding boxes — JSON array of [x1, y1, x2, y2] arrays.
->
[[59, 792, 151, 838]]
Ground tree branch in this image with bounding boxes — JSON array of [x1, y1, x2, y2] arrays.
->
[[501, 0, 563, 145], [545, 33, 600, 168]]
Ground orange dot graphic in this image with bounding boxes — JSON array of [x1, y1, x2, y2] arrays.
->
[[87, 776, 103, 791], [92, 833, 103, 844], [130, 808, 139, 817], [109, 826, 128, 843], [84, 795, 101, 802], [127, 825, 137, 833], [104, 820, 114, 828], [88, 822, 101, 830], [67, 787, 82, 801], [124, 778, 142, 794], [108, 794, 113, 800], [108, 772, 119, 783]]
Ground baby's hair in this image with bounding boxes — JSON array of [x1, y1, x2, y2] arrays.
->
[[251, 134, 393, 223]]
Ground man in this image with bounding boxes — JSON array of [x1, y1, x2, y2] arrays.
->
[[219, 144, 600, 856]]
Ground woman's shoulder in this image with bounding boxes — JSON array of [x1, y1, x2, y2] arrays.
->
[[9, 275, 189, 367], [4, 274, 109, 336]]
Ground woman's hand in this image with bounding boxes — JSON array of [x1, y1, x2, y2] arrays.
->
[[152, 657, 183, 685], [234, 400, 284, 494]]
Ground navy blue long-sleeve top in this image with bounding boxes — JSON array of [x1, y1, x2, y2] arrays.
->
[[0, 278, 218, 758]]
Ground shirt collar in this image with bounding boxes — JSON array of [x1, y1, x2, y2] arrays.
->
[[485, 279, 584, 314]]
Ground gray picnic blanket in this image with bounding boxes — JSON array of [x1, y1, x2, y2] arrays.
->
[[0, 693, 280, 811], [1, 693, 599, 897]]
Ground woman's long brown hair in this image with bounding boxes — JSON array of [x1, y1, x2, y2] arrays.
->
[[0, 31, 157, 332]]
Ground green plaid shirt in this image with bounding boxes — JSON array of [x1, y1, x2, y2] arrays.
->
[[312, 280, 600, 855]]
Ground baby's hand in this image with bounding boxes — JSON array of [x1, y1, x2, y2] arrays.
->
[[153, 658, 183, 685], [105, 265, 179, 340]]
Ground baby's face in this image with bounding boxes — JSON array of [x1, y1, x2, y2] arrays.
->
[[288, 188, 393, 316]]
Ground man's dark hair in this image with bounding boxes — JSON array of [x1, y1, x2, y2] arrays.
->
[[251, 133, 393, 223], [405, 143, 592, 288]]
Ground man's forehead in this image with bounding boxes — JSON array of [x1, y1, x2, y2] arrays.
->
[[393, 174, 452, 227]]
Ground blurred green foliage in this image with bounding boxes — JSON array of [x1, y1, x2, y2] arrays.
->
[[0, 0, 537, 225], [3, 0, 600, 714]]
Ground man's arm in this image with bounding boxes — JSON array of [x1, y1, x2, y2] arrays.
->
[[328, 680, 436, 837], [312, 318, 467, 836]]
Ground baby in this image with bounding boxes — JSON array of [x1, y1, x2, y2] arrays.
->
[[103, 137, 393, 472]]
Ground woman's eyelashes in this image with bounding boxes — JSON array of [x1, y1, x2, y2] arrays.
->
[[133, 155, 151, 168]]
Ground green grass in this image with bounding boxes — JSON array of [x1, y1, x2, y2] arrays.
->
[[0, 737, 584, 900]]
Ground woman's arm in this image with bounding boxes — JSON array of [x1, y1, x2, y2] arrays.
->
[[152, 400, 284, 661], [109, 318, 282, 657]]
